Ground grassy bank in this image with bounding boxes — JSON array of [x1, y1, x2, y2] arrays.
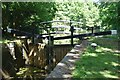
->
[[72, 46, 120, 79], [92, 38, 119, 50]]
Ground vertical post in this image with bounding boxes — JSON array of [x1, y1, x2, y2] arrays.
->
[[32, 22, 35, 44], [48, 36, 54, 46], [14, 42, 25, 71], [91, 27, 94, 34], [46, 36, 54, 71], [70, 20, 74, 46], [31, 22, 35, 79], [0, 4, 1, 77]]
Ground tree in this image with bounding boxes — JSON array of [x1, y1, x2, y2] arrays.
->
[[98, 2, 118, 30], [2, 2, 57, 35], [54, 2, 100, 28], [98, 1, 119, 38]]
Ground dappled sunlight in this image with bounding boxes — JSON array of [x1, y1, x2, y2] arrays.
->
[[95, 46, 120, 54], [83, 52, 98, 57], [104, 62, 109, 65], [68, 59, 76, 63], [16, 67, 47, 79], [99, 71, 118, 78], [58, 63, 66, 67], [95, 49, 103, 53], [62, 74, 71, 78], [70, 49, 80, 53], [100, 47, 120, 54], [72, 46, 120, 78], [73, 69, 105, 78], [16, 67, 34, 78], [101, 47, 112, 51], [111, 62, 119, 67], [16, 68, 28, 76]]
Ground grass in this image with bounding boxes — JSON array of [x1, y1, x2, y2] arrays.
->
[[72, 46, 120, 79], [89, 37, 119, 50]]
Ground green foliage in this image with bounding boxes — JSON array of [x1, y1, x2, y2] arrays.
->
[[2, 2, 57, 34], [54, 2, 100, 27], [54, 1, 119, 38], [2, 2, 35, 28], [2, 2, 119, 38], [98, 2, 118, 31]]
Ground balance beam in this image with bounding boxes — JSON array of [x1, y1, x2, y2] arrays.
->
[[54, 30, 117, 40]]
